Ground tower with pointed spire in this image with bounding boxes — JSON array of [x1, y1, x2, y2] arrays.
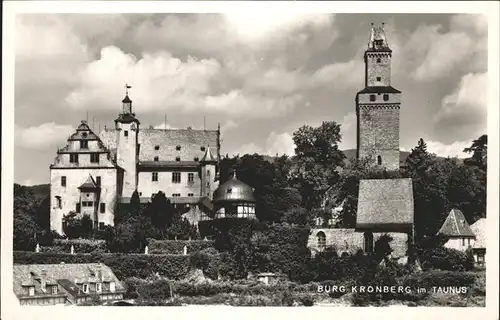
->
[[115, 85, 140, 198], [200, 146, 218, 197], [356, 23, 401, 171]]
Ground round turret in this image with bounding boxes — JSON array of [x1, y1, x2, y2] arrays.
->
[[212, 172, 256, 219]]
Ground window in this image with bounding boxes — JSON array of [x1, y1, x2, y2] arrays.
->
[[172, 193, 181, 197], [152, 172, 158, 182], [172, 172, 181, 183], [188, 193, 194, 197], [377, 155, 382, 165], [70, 154, 79, 163], [90, 153, 99, 163], [82, 132, 88, 138], [96, 283, 102, 293], [227, 188, 232, 194], [100, 203, 106, 213], [194, 157, 199, 162], [99, 222, 105, 230], [83, 284, 89, 293], [28, 287, 35, 296], [477, 254, 485, 264], [55, 196, 62, 209], [76, 203, 81, 213], [154, 156, 159, 161], [462, 238, 466, 246], [110, 282, 115, 292], [376, 58, 381, 63], [176, 145, 181, 151], [154, 145, 160, 150], [317, 231, 326, 249], [61, 176, 66, 187], [52, 286, 58, 294], [369, 94, 376, 102], [207, 170, 211, 176], [124, 130, 128, 137], [96, 176, 101, 186], [176, 156, 181, 161], [82, 201, 94, 207], [188, 173, 194, 183], [383, 94, 389, 101], [139, 192, 142, 196], [376, 76, 381, 81], [200, 146, 206, 151], [80, 140, 88, 149]]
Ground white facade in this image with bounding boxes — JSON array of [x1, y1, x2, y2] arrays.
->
[[443, 237, 474, 252], [49, 94, 221, 235]]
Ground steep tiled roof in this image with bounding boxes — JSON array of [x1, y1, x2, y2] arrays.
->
[[78, 175, 99, 190], [437, 209, 475, 238], [200, 146, 217, 163], [470, 218, 486, 248], [356, 178, 414, 231], [13, 263, 124, 298], [99, 128, 219, 164], [138, 129, 219, 163]]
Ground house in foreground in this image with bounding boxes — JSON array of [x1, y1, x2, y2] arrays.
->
[[13, 263, 125, 305], [470, 218, 486, 267], [436, 209, 476, 252]]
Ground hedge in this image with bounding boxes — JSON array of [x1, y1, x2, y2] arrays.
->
[[147, 239, 215, 254], [419, 247, 472, 271], [13, 251, 191, 280], [41, 239, 107, 254]]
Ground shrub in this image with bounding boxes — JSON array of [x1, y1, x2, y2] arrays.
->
[[419, 247, 470, 271], [136, 279, 173, 300], [400, 270, 476, 290], [13, 251, 191, 279], [147, 239, 215, 254], [42, 239, 107, 254]]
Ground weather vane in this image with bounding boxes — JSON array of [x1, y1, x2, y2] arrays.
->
[[125, 83, 132, 95]]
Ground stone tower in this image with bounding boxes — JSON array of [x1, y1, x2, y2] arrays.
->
[[115, 90, 140, 198], [200, 146, 218, 198], [356, 23, 401, 171]]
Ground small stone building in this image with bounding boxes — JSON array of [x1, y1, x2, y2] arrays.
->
[[470, 218, 486, 266], [356, 178, 414, 258], [436, 209, 475, 252]]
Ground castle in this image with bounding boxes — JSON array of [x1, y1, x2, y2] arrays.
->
[[49, 89, 221, 234], [309, 23, 414, 259]]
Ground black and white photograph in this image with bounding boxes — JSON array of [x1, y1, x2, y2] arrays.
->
[[1, 1, 499, 318]]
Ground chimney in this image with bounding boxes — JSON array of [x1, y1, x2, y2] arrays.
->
[[96, 264, 103, 281], [41, 269, 47, 293]]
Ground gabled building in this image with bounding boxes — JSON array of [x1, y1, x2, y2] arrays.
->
[[50, 91, 221, 235], [13, 263, 125, 305], [470, 218, 486, 266], [437, 209, 476, 252]]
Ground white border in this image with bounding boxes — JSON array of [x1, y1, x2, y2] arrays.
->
[[2, 2, 499, 320]]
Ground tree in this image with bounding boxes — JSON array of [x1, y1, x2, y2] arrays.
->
[[13, 213, 40, 251], [145, 191, 175, 233], [464, 134, 487, 170], [80, 214, 94, 238], [405, 138, 435, 176], [62, 212, 81, 239], [290, 121, 346, 210]]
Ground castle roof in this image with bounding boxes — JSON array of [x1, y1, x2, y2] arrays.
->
[[78, 175, 99, 190], [99, 128, 219, 164], [357, 86, 401, 95], [213, 173, 256, 203], [356, 178, 414, 231], [367, 23, 392, 52], [437, 209, 475, 238], [470, 218, 486, 249], [200, 146, 217, 163], [13, 263, 124, 298]]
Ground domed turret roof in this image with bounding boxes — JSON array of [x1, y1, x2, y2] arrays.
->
[[213, 172, 256, 203]]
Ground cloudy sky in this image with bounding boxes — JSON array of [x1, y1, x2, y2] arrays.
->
[[14, 13, 487, 186]]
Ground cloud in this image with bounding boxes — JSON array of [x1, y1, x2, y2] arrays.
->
[[405, 14, 487, 81], [15, 123, 74, 150], [338, 112, 357, 150], [425, 140, 471, 158], [232, 131, 296, 157], [311, 59, 364, 89], [220, 120, 238, 133], [435, 72, 487, 137]]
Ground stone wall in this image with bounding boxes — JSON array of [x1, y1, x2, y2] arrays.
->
[[373, 232, 408, 258], [308, 228, 364, 257], [365, 53, 392, 87], [138, 170, 202, 198]]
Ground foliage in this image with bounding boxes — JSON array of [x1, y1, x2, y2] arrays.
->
[[147, 239, 215, 254], [62, 212, 93, 239], [463, 134, 487, 170], [41, 239, 107, 254], [419, 246, 472, 271], [14, 251, 191, 280], [400, 270, 476, 289]]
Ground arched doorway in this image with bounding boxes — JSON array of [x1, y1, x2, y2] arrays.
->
[[317, 231, 326, 250]]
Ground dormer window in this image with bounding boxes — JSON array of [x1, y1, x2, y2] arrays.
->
[[176, 156, 180, 161], [82, 132, 88, 138], [154, 145, 160, 150], [82, 284, 89, 293], [154, 156, 159, 162], [200, 146, 206, 151], [194, 157, 199, 162], [28, 286, 35, 296], [96, 283, 102, 293], [176, 145, 181, 151]]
